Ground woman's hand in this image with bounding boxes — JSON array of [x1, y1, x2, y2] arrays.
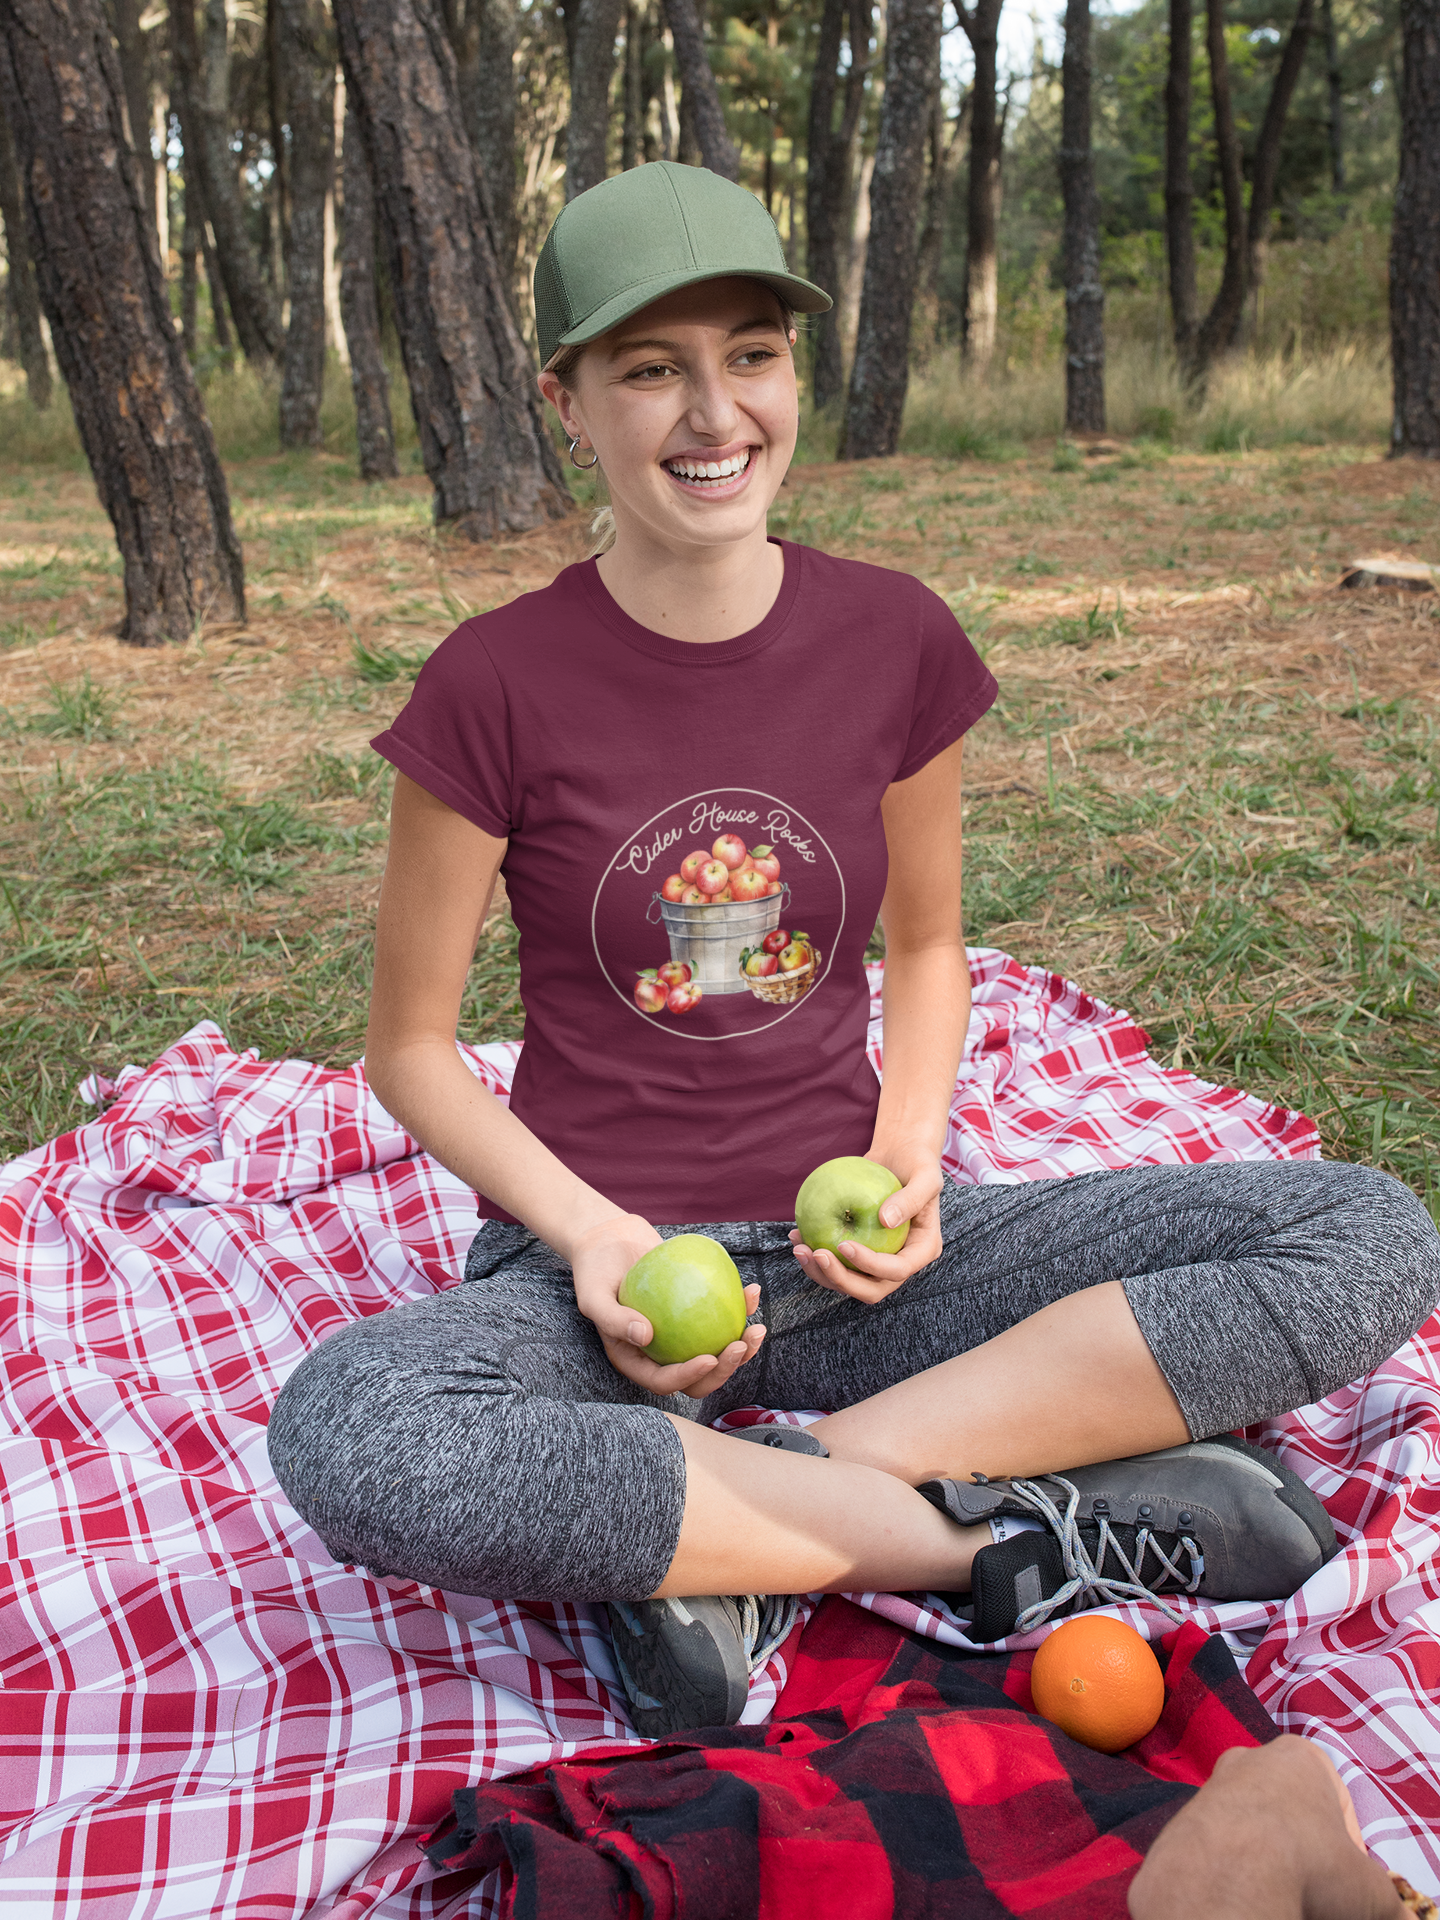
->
[[789, 1146, 944, 1304], [570, 1214, 766, 1399]]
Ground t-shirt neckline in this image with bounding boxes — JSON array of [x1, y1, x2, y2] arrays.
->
[[574, 537, 801, 666]]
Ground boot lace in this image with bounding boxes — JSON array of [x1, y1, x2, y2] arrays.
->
[[735, 1592, 802, 1672], [999, 1473, 1205, 1634]]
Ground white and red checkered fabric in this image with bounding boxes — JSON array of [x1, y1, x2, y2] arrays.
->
[[2, 949, 1434, 1917]]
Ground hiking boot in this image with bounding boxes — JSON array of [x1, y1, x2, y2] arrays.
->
[[605, 1592, 801, 1737], [919, 1434, 1338, 1641]]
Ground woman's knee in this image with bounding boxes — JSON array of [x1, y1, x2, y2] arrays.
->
[[1261, 1159, 1440, 1396], [265, 1303, 689, 1601]]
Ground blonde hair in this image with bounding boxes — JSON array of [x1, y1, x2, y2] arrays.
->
[[547, 298, 798, 561]]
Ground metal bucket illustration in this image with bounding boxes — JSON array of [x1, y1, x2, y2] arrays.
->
[[649, 888, 788, 995]]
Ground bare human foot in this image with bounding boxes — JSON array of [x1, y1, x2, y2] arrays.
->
[[1128, 1735, 1408, 1920]]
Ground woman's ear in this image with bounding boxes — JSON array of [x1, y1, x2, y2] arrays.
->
[[537, 370, 584, 444]]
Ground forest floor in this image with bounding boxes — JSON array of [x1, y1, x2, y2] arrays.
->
[[2, 440, 1438, 1214]]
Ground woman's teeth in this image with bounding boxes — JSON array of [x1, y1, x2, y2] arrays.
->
[[665, 450, 752, 485]]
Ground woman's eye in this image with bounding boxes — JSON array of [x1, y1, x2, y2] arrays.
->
[[627, 363, 674, 382], [734, 349, 778, 369]]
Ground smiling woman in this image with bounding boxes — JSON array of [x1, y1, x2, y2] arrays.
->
[[264, 160, 1440, 1753]]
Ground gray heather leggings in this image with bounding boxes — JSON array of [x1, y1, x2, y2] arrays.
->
[[266, 1159, 1440, 1602]]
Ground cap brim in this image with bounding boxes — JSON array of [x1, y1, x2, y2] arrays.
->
[[554, 266, 833, 353]]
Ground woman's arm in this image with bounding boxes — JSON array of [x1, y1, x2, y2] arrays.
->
[[791, 736, 969, 1301], [366, 773, 764, 1393]]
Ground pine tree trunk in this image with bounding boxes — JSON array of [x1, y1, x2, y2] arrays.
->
[[0, 95, 50, 407], [1192, 0, 1247, 375], [839, 0, 940, 459], [277, 0, 336, 448], [806, 0, 870, 411], [1243, 0, 1314, 339], [111, 0, 157, 240], [566, 0, 625, 198], [662, 0, 739, 178], [171, 0, 283, 366], [957, 0, 1004, 368], [1390, 0, 1440, 459], [622, 0, 643, 170], [472, 0, 518, 276], [1164, 0, 1198, 370], [0, 0, 244, 642], [333, 0, 571, 537], [266, 0, 290, 296], [1322, 0, 1345, 192], [1061, 0, 1104, 432], [339, 100, 398, 479]]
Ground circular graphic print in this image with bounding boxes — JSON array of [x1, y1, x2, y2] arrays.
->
[[592, 789, 847, 1042]]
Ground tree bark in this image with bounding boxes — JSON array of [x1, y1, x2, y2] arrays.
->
[[839, 0, 941, 459], [1191, 0, 1247, 375], [110, 0, 158, 240], [1061, 0, 1104, 432], [1390, 0, 1440, 458], [662, 0, 739, 179], [0, 0, 244, 642], [956, 0, 1005, 368], [447, 0, 518, 280], [806, 0, 870, 410], [1164, 0, 1198, 369], [0, 92, 50, 406], [171, 0, 283, 366], [277, 0, 337, 447], [1243, 0, 1314, 338], [565, 0, 626, 198], [1322, 0, 1344, 192], [916, 83, 965, 341], [339, 99, 398, 478], [622, 0, 643, 170], [333, 0, 571, 537], [266, 0, 289, 295]]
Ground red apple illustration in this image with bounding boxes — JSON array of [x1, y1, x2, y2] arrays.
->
[[680, 850, 710, 885], [729, 868, 770, 902], [696, 859, 730, 896], [749, 844, 781, 882], [742, 948, 779, 978], [635, 972, 668, 1013], [762, 929, 789, 955], [680, 884, 706, 905], [708, 886, 733, 903], [660, 874, 686, 903], [666, 983, 702, 1013], [778, 939, 812, 974], [764, 879, 784, 896], [658, 960, 692, 987], [712, 834, 748, 870]]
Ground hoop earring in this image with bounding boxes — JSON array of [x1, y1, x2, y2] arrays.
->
[[568, 437, 600, 471]]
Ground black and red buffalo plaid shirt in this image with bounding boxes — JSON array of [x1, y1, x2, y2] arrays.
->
[[422, 1598, 1277, 1917]]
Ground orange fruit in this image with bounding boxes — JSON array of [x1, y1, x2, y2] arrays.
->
[[1029, 1615, 1165, 1754]]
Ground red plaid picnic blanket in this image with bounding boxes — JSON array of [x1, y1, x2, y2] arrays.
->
[[1, 948, 1435, 1919], [418, 1604, 1279, 1919]]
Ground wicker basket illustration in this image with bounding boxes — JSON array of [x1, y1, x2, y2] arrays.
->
[[741, 948, 821, 1005]]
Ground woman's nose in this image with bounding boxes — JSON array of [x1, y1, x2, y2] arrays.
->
[[683, 368, 742, 438]]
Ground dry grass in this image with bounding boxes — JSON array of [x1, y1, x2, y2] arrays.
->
[[1, 436, 1437, 1215]]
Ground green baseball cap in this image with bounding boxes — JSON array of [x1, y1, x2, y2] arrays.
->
[[534, 162, 832, 369]]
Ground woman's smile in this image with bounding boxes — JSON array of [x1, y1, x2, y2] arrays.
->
[[662, 443, 756, 499]]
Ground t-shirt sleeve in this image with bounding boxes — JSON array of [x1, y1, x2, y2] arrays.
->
[[893, 580, 999, 782], [369, 620, 513, 837]]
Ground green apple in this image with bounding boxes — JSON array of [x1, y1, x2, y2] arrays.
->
[[618, 1234, 748, 1365], [794, 1157, 909, 1270]]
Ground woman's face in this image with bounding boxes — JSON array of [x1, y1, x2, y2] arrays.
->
[[538, 277, 799, 555]]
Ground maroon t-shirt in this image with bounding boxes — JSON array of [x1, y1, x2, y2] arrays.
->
[[372, 540, 997, 1224]]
